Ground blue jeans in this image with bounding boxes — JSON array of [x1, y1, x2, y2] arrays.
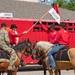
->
[[48, 44, 65, 67]]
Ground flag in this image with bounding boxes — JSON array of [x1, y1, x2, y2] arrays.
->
[[48, 4, 60, 24]]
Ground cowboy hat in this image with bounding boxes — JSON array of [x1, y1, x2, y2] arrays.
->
[[10, 24, 18, 29], [1, 23, 7, 27]]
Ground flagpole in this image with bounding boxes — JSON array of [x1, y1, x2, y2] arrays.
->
[[27, 11, 49, 33], [26, 4, 60, 33]]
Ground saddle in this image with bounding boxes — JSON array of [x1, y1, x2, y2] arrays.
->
[[60, 45, 69, 50], [0, 48, 17, 63], [0, 49, 10, 62], [53, 45, 70, 61]]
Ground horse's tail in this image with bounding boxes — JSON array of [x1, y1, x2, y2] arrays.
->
[[68, 48, 75, 67]]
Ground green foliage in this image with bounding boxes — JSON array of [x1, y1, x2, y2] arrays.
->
[[52, 0, 75, 11], [67, 0, 75, 10]]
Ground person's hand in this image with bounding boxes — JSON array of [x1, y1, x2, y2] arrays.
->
[[39, 21, 42, 24], [23, 31, 28, 34]]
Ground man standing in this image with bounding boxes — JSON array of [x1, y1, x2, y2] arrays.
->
[[0, 23, 17, 71]]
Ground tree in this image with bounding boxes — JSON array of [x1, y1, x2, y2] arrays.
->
[[67, 0, 75, 10], [52, 0, 75, 11]]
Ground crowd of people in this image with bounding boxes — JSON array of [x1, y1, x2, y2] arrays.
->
[[0, 21, 70, 71]]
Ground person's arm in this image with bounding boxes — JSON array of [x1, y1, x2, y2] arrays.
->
[[40, 22, 48, 33], [9, 31, 27, 37]]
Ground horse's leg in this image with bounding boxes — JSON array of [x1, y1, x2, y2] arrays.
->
[[43, 57, 53, 75], [54, 69, 58, 75], [0, 72, 1, 75], [2, 72, 4, 75], [49, 69, 60, 75], [48, 69, 53, 75], [73, 69, 75, 75], [7, 71, 17, 75], [42, 63, 47, 75], [7, 71, 12, 75], [12, 71, 17, 75], [41, 59, 47, 75], [58, 70, 61, 75], [43, 68, 46, 75], [0, 72, 4, 75]]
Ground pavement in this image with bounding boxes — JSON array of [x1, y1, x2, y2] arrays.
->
[[3, 70, 75, 75]]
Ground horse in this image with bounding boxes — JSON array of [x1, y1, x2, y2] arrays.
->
[[0, 39, 32, 75], [32, 41, 75, 75]]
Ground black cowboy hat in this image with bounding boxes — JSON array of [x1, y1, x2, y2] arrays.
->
[[60, 22, 66, 27], [10, 24, 18, 29], [49, 24, 55, 28], [1, 23, 7, 27]]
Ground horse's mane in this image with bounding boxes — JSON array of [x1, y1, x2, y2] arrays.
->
[[13, 40, 28, 52], [35, 41, 54, 50]]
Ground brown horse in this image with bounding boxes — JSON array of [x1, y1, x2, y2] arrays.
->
[[32, 41, 75, 75], [0, 39, 32, 75]]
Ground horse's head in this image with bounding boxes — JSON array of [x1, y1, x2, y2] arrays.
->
[[13, 39, 32, 58], [32, 42, 42, 59], [32, 41, 54, 60], [23, 39, 32, 55]]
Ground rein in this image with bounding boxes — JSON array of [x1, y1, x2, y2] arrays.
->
[[38, 47, 52, 60]]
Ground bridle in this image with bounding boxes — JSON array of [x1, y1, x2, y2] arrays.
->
[[35, 47, 52, 60]]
